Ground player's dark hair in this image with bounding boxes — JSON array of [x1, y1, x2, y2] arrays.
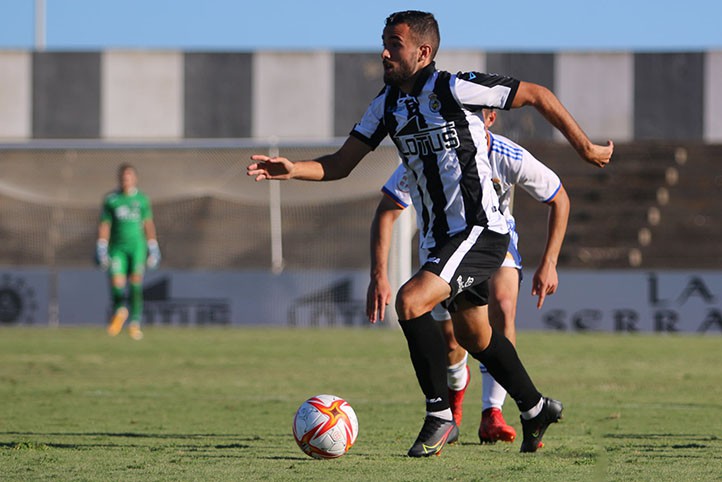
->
[[117, 163, 137, 180], [118, 163, 136, 175], [385, 10, 440, 59]]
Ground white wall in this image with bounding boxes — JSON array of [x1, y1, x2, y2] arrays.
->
[[556, 52, 634, 142], [434, 50, 486, 74], [102, 51, 183, 139], [0, 51, 31, 139], [704, 51, 722, 142], [252, 51, 333, 139]]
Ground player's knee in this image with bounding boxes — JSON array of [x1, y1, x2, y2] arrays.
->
[[394, 290, 415, 320], [111, 275, 127, 288], [395, 285, 433, 320]]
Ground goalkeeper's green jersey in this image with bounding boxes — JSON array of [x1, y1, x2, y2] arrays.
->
[[100, 188, 153, 248]]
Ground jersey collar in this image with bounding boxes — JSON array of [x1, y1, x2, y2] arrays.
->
[[409, 61, 436, 97]]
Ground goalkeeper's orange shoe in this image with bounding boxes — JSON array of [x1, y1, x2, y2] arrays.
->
[[478, 408, 517, 444], [128, 322, 144, 341], [107, 307, 128, 337]]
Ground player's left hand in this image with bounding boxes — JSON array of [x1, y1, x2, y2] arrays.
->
[[147, 239, 161, 269], [583, 139, 614, 168]]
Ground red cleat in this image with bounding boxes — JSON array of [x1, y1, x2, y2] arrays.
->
[[448, 365, 470, 427], [478, 407, 517, 444]]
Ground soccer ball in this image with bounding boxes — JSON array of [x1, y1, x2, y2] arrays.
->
[[292, 394, 358, 459]]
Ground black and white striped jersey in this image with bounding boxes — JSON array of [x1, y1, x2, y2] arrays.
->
[[350, 62, 520, 250], [381, 131, 562, 227]]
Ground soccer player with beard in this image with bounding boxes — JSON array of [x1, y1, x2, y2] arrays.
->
[[367, 107, 570, 447], [248, 10, 612, 456]]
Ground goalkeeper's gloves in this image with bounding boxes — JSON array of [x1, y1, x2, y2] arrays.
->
[[95, 239, 110, 269], [147, 239, 161, 269]]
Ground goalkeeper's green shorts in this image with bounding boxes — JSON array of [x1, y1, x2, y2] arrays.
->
[[108, 243, 147, 277]]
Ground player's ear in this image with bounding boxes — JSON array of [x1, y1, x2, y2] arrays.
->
[[418, 44, 432, 63], [487, 110, 497, 127]]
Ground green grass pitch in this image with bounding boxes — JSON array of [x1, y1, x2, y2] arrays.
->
[[0, 326, 720, 481]]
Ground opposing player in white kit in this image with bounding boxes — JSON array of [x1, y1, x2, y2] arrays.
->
[[367, 108, 570, 446]]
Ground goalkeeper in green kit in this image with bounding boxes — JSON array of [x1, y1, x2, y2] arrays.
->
[[96, 163, 160, 340]]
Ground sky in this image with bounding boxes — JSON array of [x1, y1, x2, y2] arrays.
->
[[1, 0, 721, 52]]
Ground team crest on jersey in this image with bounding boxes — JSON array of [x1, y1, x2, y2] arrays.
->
[[395, 173, 410, 193], [115, 204, 141, 221], [428, 94, 441, 113]]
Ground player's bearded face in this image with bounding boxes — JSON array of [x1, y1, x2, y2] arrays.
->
[[383, 55, 415, 86], [382, 24, 419, 87]]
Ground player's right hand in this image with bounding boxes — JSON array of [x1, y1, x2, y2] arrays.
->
[[95, 239, 110, 270], [366, 276, 392, 324], [247, 155, 294, 181]]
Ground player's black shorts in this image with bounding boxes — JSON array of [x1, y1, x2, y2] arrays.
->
[[421, 226, 510, 313]]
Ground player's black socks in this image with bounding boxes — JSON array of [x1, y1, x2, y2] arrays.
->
[[469, 330, 542, 412], [399, 313, 449, 413]]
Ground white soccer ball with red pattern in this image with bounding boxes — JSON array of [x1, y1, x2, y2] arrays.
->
[[292, 394, 358, 459]]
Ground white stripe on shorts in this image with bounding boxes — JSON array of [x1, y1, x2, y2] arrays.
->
[[439, 225, 485, 282]]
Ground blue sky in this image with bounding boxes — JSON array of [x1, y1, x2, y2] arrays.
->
[[1, 0, 721, 51]]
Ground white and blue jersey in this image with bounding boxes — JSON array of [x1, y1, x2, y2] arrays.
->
[[382, 131, 562, 272]]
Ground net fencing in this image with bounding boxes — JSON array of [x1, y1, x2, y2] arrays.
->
[[3, 140, 721, 329], [0, 139, 408, 272], [5, 140, 721, 273]]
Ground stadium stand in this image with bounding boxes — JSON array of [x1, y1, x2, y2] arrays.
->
[[512, 142, 722, 269], [638, 144, 722, 268], [0, 142, 719, 271]]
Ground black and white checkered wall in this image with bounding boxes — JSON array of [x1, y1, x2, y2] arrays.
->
[[1, 50, 720, 142]]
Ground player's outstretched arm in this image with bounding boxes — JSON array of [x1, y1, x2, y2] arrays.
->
[[248, 136, 372, 182], [367, 196, 404, 323], [512, 81, 614, 168], [532, 185, 570, 309]]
